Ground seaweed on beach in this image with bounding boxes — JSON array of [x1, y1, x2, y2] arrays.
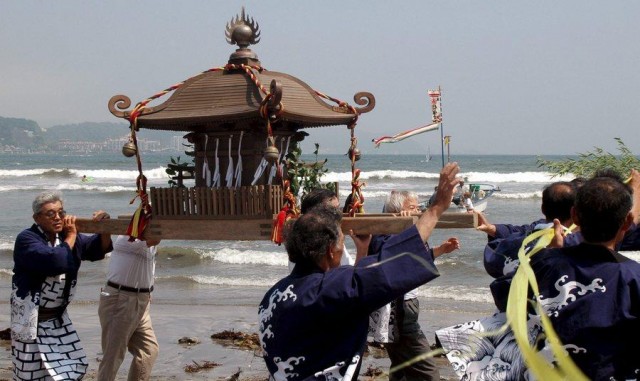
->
[[0, 328, 11, 341], [362, 365, 385, 378], [211, 330, 261, 351], [363, 344, 388, 359], [184, 360, 220, 373]]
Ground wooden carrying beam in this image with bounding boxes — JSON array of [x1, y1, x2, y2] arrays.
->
[[75, 212, 476, 241], [75, 218, 272, 241], [354, 212, 477, 229]]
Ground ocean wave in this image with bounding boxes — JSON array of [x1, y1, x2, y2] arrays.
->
[[416, 285, 493, 303], [0, 168, 73, 177], [435, 256, 483, 267], [0, 237, 13, 248], [462, 172, 574, 184], [0, 184, 41, 192], [324, 170, 438, 183], [158, 247, 205, 266], [156, 274, 277, 287], [324, 170, 573, 184], [156, 246, 288, 267], [493, 191, 541, 200], [341, 189, 541, 201], [78, 167, 168, 180], [198, 247, 288, 266], [339, 190, 430, 199], [0, 184, 136, 193], [0, 167, 169, 180], [56, 184, 135, 192]]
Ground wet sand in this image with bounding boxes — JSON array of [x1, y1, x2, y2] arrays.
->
[[0, 302, 492, 380]]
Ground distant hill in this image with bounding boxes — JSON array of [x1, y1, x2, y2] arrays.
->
[[0, 117, 183, 150], [44, 121, 131, 143], [0, 116, 46, 147], [44, 121, 180, 146]]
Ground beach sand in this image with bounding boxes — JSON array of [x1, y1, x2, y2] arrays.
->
[[0, 301, 492, 380]]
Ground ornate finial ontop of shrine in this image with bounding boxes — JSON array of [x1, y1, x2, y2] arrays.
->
[[225, 7, 261, 66]]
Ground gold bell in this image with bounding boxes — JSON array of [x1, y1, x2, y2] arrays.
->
[[263, 145, 280, 163], [122, 141, 137, 157], [349, 148, 361, 161]]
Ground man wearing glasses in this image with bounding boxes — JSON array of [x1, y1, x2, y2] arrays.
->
[[11, 191, 112, 380]]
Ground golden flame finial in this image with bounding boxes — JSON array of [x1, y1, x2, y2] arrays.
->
[[225, 7, 261, 49]]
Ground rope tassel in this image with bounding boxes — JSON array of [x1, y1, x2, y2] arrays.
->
[[271, 180, 298, 245], [126, 175, 152, 240]]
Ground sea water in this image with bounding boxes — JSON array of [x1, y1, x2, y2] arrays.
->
[[0, 152, 576, 317]]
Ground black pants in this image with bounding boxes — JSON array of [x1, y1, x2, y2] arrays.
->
[[386, 298, 440, 381]]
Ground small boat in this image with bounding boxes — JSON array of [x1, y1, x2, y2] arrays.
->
[[421, 183, 500, 213]]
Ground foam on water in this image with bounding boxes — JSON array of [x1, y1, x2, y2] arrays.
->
[[0, 168, 67, 177], [0, 166, 168, 180], [77, 167, 168, 180], [416, 285, 494, 304], [0, 185, 44, 192], [340, 190, 407, 199], [158, 274, 278, 287], [0, 184, 137, 193], [324, 170, 439, 183], [199, 247, 288, 266], [494, 191, 541, 200], [462, 171, 573, 183], [0, 240, 14, 250], [57, 183, 136, 192], [342, 190, 541, 202], [324, 170, 572, 184]]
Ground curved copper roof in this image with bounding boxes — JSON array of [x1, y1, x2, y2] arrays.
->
[[108, 69, 374, 132], [108, 8, 374, 132]]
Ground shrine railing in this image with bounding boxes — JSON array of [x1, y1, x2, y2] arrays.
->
[[150, 185, 283, 219]]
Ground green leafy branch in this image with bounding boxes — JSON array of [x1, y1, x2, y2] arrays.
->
[[166, 156, 193, 187], [537, 138, 640, 179], [286, 143, 335, 198]]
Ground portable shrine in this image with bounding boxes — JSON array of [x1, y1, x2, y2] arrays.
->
[[79, 8, 475, 240]]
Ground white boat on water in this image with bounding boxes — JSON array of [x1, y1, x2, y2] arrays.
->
[[421, 183, 500, 213]]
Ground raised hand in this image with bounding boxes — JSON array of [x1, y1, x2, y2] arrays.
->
[[433, 237, 460, 258]]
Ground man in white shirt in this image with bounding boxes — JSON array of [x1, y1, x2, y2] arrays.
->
[[97, 234, 161, 381], [370, 190, 460, 381]]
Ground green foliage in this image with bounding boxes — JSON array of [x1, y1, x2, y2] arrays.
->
[[537, 138, 640, 179], [286, 143, 335, 198], [166, 156, 192, 187], [165, 142, 195, 187]]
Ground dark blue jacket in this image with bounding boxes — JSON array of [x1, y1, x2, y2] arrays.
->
[[530, 243, 640, 379], [258, 226, 439, 380], [12, 224, 110, 301]]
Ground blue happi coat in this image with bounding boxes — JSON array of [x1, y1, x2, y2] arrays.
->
[[486, 223, 640, 311], [485, 221, 640, 280], [489, 220, 543, 242], [484, 221, 583, 280], [258, 226, 439, 381], [11, 224, 110, 340], [531, 243, 640, 380]]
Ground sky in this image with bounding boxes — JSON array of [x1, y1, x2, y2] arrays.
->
[[1, 1, 640, 156]]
